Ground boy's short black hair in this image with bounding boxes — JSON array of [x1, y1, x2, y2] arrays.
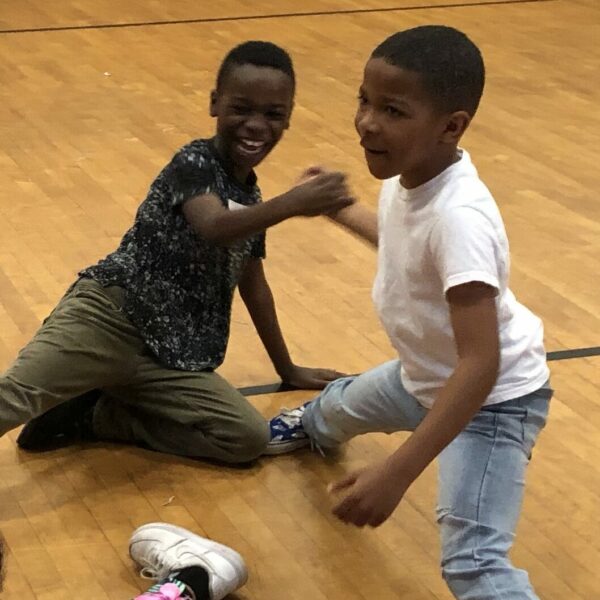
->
[[371, 25, 485, 116], [216, 41, 295, 93]]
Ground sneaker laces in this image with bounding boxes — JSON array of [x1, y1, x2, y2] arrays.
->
[[139, 546, 169, 580], [310, 438, 325, 457], [275, 406, 325, 456], [140, 566, 160, 579], [276, 406, 305, 429], [136, 550, 198, 600]]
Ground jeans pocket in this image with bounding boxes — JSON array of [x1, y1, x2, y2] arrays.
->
[[72, 278, 126, 313], [470, 403, 528, 449], [101, 285, 126, 312]]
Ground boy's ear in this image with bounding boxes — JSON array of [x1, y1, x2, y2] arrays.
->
[[209, 90, 218, 117], [440, 111, 471, 144]]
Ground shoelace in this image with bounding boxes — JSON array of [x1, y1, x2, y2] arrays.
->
[[139, 546, 168, 580], [140, 567, 161, 581], [277, 406, 325, 457], [133, 548, 197, 600], [140, 566, 159, 579], [276, 406, 306, 428], [310, 438, 325, 457]]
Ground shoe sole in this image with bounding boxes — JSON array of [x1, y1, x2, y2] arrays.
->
[[262, 438, 311, 456], [129, 522, 248, 588]]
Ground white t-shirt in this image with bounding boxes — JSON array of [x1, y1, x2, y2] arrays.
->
[[372, 149, 549, 408]]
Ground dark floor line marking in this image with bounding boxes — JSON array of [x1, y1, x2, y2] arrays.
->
[[546, 346, 600, 362], [238, 382, 298, 397], [0, 0, 555, 35], [239, 346, 600, 396]]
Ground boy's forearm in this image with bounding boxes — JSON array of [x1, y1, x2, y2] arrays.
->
[[184, 171, 353, 245], [183, 193, 300, 245], [388, 357, 498, 481], [212, 195, 298, 244], [241, 286, 294, 377], [330, 203, 378, 247]]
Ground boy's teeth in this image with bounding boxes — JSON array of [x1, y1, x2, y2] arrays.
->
[[242, 139, 263, 148]]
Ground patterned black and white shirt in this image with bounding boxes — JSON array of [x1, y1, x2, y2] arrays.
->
[[81, 138, 265, 370]]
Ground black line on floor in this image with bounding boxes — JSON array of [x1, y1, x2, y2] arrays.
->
[[0, 0, 555, 35], [546, 346, 600, 362], [238, 382, 297, 396], [239, 346, 600, 396]]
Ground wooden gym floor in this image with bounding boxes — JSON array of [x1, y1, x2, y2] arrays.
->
[[0, 0, 598, 598]]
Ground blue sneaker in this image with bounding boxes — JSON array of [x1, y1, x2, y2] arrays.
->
[[264, 402, 312, 455]]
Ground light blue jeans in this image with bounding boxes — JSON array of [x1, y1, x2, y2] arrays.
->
[[303, 359, 552, 600]]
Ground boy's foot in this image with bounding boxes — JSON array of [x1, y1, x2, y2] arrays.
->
[[129, 523, 247, 600], [263, 403, 312, 455], [16, 390, 99, 451]]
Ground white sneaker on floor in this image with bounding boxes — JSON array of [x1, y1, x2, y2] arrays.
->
[[129, 522, 247, 600]]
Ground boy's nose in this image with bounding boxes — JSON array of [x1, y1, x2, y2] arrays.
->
[[244, 114, 268, 135], [355, 109, 380, 136]]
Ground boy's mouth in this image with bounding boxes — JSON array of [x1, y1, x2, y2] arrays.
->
[[236, 138, 268, 157], [365, 148, 388, 158], [361, 141, 387, 156]]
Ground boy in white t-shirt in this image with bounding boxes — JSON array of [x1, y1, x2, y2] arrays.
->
[[265, 26, 552, 600]]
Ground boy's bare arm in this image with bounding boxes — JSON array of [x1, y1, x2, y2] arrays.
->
[[182, 172, 353, 245], [238, 258, 346, 388], [330, 282, 499, 527], [328, 203, 378, 247], [389, 282, 499, 474]]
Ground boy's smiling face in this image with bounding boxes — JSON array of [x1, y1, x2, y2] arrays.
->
[[211, 64, 294, 182], [355, 57, 465, 188]]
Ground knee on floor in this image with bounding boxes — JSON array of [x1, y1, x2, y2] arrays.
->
[[211, 418, 270, 464]]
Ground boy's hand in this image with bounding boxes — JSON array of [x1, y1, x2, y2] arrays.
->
[[296, 165, 325, 185], [285, 171, 355, 217], [280, 365, 347, 389], [329, 459, 410, 527]]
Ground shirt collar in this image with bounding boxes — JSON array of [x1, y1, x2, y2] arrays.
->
[[207, 137, 258, 190]]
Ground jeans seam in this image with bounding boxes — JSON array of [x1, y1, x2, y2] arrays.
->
[[473, 412, 512, 599]]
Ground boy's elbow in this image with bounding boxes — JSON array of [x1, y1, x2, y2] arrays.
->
[[183, 201, 231, 245], [479, 349, 500, 390], [192, 218, 231, 245], [202, 229, 227, 245], [461, 348, 499, 391]]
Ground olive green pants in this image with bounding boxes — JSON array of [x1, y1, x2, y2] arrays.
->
[[0, 279, 269, 463]]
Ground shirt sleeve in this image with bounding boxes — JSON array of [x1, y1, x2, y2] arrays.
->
[[166, 146, 217, 208], [430, 206, 501, 294]]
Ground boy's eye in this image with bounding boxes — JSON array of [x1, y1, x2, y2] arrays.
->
[[385, 105, 405, 117], [266, 111, 286, 120], [357, 93, 368, 105], [232, 105, 251, 115]]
